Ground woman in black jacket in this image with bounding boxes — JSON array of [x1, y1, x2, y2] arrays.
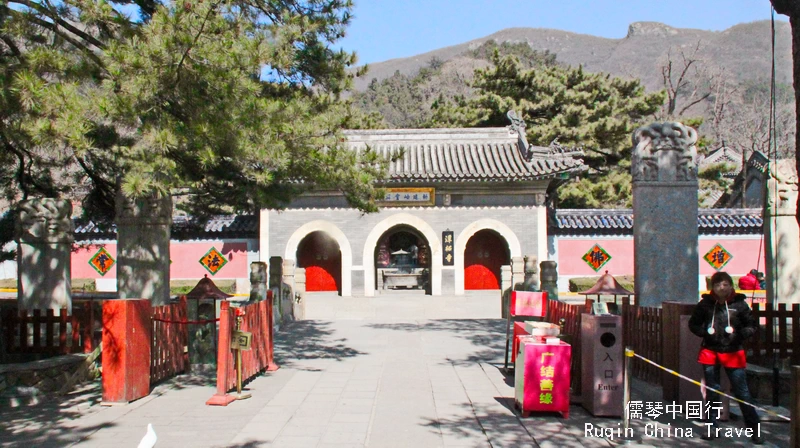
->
[[688, 271, 763, 444]]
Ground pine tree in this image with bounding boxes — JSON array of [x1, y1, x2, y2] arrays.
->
[[430, 51, 666, 208], [0, 0, 387, 224]]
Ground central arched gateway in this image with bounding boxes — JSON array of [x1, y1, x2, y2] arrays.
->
[[296, 231, 341, 293], [362, 213, 441, 296], [374, 225, 431, 293]]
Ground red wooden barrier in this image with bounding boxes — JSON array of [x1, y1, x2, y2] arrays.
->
[[101, 299, 151, 404], [207, 291, 278, 406], [151, 296, 189, 384]]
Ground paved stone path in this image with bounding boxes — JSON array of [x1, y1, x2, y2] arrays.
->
[[0, 291, 791, 447]]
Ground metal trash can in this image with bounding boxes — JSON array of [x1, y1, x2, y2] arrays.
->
[[581, 313, 623, 416]]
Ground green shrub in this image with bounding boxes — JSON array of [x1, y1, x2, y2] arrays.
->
[[703, 275, 745, 291], [569, 275, 635, 293], [71, 278, 97, 292], [170, 279, 236, 295]]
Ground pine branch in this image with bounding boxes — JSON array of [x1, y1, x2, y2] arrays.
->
[[9, 0, 107, 50], [175, 1, 221, 86], [3, 6, 106, 69]]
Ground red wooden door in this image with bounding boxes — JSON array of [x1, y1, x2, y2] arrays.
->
[[297, 233, 341, 292], [464, 230, 508, 290]]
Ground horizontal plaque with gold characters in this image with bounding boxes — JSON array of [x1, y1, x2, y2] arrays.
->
[[230, 330, 253, 351], [379, 188, 435, 206]]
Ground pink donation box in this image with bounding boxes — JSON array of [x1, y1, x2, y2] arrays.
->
[[514, 337, 571, 418]]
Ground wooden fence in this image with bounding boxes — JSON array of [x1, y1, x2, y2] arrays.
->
[[1, 302, 97, 355], [545, 298, 590, 390], [151, 296, 190, 385], [621, 301, 662, 384], [549, 299, 800, 389], [749, 303, 800, 366]]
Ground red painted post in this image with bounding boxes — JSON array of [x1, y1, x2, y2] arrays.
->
[[266, 290, 279, 371], [206, 300, 236, 406], [101, 299, 151, 404]]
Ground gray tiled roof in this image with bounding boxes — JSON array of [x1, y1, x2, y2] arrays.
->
[[73, 215, 258, 241], [553, 208, 763, 235], [345, 128, 585, 182], [699, 147, 743, 173]]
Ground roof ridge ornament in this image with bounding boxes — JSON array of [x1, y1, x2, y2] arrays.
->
[[506, 110, 530, 158]]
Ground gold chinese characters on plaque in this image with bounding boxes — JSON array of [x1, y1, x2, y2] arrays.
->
[[379, 188, 435, 206]]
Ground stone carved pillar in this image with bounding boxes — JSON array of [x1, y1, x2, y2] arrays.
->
[[281, 259, 295, 323], [540, 261, 558, 302], [16, 199, 74, 311], [500, 265, 512, 318], [116, 192, 172, 305], [523, 256, 539, 291], [294, 267, 306, 321], [765, 160, 800, 305], [511, 256, 525, 291], [249, 262, 267, 302], [632, 122, 699, 306]]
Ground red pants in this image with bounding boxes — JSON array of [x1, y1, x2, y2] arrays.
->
[[698, 348, 746, 368]]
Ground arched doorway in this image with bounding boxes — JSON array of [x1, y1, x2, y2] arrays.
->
[[374, 225, 431, 293], [464, 229, 510, 290], [297, 231, 341, 293]]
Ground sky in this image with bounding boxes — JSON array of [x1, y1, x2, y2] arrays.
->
[[338, 0, 787, 66]]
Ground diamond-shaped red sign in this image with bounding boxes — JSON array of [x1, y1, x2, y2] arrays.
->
[[199, 247, 228, 275], [704, 243, 733, 270], [88, 247, 115, 276], [582, 244, 612, 272]]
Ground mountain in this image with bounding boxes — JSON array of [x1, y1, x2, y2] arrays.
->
[[351, 20, 792, 93]]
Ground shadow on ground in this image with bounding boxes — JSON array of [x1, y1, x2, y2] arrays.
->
[[0, 382, 115, 447], [273, 319, 367, 370], [366, 318, 506, 366]]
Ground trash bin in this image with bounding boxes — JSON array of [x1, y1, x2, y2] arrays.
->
[[581, 313, 623, 416]]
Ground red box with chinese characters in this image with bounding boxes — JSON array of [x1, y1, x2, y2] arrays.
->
[[514, 337, 571, 418]]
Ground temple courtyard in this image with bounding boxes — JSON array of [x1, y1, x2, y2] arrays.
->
[[0, 291, 791, 447]]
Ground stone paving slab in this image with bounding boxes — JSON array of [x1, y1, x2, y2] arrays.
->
[[0, 291, 792, 447]]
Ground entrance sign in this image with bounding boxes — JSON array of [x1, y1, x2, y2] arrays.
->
[[379, 187, 435, 206], [442, 230, 454, 266]]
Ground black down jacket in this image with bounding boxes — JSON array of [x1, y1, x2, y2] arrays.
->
[[688, 293, 758, 353]]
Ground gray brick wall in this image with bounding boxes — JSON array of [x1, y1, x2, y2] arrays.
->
[[268, 206, 541, 265]]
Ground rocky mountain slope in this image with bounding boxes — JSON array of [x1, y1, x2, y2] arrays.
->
[[352, 20, 792, 93]]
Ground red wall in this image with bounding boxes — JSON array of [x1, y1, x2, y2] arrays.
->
[[557, 237, 766, 277], [71, 242, 249, 279]]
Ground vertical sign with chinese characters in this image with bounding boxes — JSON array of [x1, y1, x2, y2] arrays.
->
[[442, 231, 454, 266]]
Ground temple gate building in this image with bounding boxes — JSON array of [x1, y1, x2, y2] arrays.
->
[[260, 125, 585, 296]]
